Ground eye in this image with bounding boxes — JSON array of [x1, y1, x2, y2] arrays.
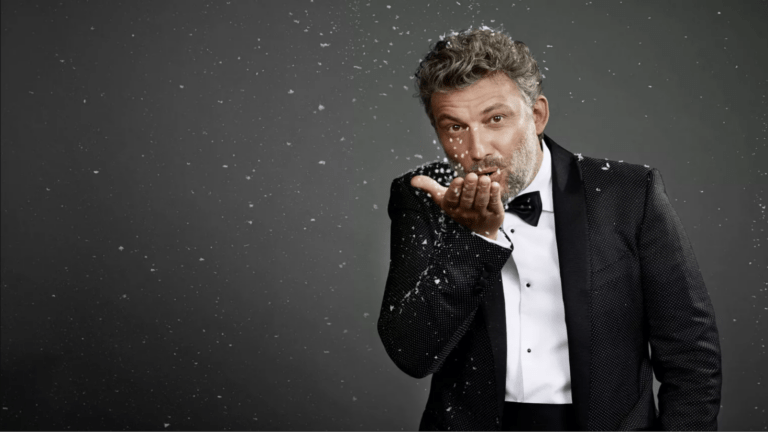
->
[[491, 115, 504, 123], [450, 124, 463, 132]]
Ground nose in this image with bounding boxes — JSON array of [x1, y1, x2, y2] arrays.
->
[[466, 126, 492, 163]]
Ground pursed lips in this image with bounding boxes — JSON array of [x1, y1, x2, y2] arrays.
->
[[468, 167, 504, 184], [475, 167, 503, 177]]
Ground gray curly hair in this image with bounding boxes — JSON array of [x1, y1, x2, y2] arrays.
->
[[414, 26, 545, 142]]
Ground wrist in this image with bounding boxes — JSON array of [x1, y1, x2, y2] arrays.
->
[[475, 229, 498, 241]]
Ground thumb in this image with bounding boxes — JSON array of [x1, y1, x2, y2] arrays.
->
[[410, 175, 447, 207]]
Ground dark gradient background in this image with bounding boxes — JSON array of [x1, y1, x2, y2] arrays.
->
[[1, 0, 766, 430]]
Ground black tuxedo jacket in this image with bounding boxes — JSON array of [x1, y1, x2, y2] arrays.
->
[[377, 134, 722, 431]]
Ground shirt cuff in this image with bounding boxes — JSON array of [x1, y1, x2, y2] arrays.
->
[[472, 231, 511, 249]]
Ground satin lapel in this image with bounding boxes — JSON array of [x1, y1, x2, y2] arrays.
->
[[482, 268, 507, 421], [545, 133, 592, 431]]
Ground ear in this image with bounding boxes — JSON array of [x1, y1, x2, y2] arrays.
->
[[532, 95, 549, 136]]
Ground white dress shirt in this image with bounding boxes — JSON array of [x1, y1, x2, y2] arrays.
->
[[472, 138, 573, 404]]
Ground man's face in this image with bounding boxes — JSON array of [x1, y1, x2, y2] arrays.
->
[[431, 71, 548, 203]]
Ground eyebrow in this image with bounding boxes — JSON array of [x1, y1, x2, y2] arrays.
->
[[481, 103, 512, 115], [435, 103, 513, 125], [435, 113, 463, 125]]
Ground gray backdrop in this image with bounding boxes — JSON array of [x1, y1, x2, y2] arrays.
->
[[1, 0, 766, 430]]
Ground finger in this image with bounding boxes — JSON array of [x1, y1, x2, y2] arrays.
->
[[443, 176, 464, 209], [488, 182, 504, 215], [410, 175, 447, 207], [460, 172, 478, 210], [474, 175, 491, 210]]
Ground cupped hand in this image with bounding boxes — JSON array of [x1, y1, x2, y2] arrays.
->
[[411, 172, 504, 240]]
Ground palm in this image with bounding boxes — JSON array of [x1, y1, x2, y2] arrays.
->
[[410, 174, 504, 240]]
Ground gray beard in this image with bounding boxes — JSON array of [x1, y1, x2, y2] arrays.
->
[[447, 126, 540, 204]]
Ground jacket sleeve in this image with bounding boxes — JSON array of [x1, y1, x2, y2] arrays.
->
[[377, 174, 512, 379], [639, 168, 723, 430]]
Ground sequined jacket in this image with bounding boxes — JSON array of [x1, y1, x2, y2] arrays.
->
[[377, 133, 722, 431]]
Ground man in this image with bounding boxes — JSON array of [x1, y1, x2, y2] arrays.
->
[[377, 27, 722, 431]]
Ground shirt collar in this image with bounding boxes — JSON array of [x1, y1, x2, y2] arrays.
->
[[505, 137, 554, 212]]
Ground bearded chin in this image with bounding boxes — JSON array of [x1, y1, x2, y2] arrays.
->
[[501, 169, 527, 203]]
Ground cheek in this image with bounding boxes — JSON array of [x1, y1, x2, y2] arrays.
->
[[443, 140, 470, 156]]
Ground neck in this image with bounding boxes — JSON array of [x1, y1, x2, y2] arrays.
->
[[523, 139, 544, 191]]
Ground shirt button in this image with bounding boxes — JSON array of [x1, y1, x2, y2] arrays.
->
[[527, 348, 531, 353], [510, 228, 515, 233], [526, 282, 531, 287]]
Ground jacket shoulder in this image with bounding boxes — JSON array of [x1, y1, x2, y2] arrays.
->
[[578, 154, 653, 179], [577, 154, 655, 195]]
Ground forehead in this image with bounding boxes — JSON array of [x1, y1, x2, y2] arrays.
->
[[431, 72, 524, 118]]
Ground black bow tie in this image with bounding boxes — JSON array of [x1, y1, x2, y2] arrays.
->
[[504, 191, 542, 227]]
